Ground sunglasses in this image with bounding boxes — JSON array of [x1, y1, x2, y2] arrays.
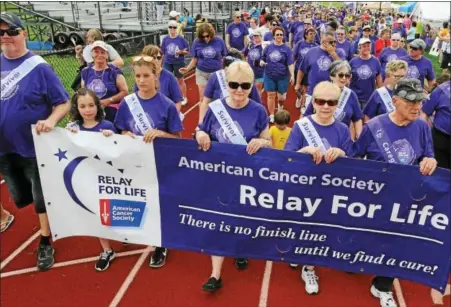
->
[[328, 40, 336, 45], [314, 98, 339, 106], [363, 29, 371, 32], [410, 46, 420, 51], [335, 73, 351, 79], [228, 81, 252, 90], [392, 39, 400, 41], [0, 28, 21, 37], [201, 34, 210, 39], [401, 40, 406, 43], [275, 33, 284, 37], [132, 55, 154, 63], [168, 26, 177, 29]]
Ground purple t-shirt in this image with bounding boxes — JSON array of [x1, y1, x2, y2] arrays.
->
[[199, 98, 268, 144], [379, 47, 408, 78], [262, 43, 293, 80], [349, 56, 382, 103], [203, 71, 262, 104], [363, 86, 393, 119], [300, 46, 334, 95], [244, 43, 264, 79], [191, 37, 227, 73], [293, 40, 318, 71], [335, 39, 353, 61], [81, 64, 122, 100], [114, 92, 183, 136], [352, 114, 434, 164], [422, 81, 450, 135], [226, 22, 249, 51], [76, 120, 118, 133], [284, 116, 353, 156], [401, 55, 435, 88], [304, 88, 363, 126], [161, 35, 189, 65], [133, 69, 182, 104], [0, 52, 69, 157]]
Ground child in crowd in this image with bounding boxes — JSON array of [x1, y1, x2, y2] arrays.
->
[[269, 110, 291, 150], [66, 88, 118, 272]]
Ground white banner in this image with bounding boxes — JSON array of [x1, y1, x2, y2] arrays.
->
[[32, 127, 162, 246]]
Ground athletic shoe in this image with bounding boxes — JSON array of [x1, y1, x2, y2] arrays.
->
[[0, 214, 14, 232], [269, 114, 275, 123], [37, 244, 55, 271], [202, 277, 223, 292], [289, 263, 299, 268], [370, 285, 397, 307], [179, 112, 185, 122], [301, 265, 319, 294], [95, 250, 115, 271], [234, 258, 248, 270], [278, 103, 284, 111], [181, 97, 188, 106], [295, 98, 301, 109], [149, 247, 167, 268]]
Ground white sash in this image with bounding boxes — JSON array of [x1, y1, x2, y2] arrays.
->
[[124, 93, 152, 135], [305, 94, 313, 108], [209, 99, 247, 145], [377, 86, 394, 113], [334, 87, 352, 121], [216, 70, 229, 98], [296, 117, 327, 154], [1, 55, 47, 99]]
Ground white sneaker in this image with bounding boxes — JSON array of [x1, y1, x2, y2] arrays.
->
[[370, 285, 397, 307], [295, 98, 301, 109], [179, 112, 185, 122], [278, 103, 284, 111], [301, 266, 319, 294], [289, 263, 299, 268], [269, 114, 275, 123], [181, 97, 188, 106]]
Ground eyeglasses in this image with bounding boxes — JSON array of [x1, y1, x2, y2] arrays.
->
[[0, 28, 21, 37], [168, 26, 177, 29], [334, 73, 351, 79], [272, 23, 278, 26], [363, 29, 371, 32], [314, 98, 339, 106], [275, 33, 284, 37], [228, 81, 252, 90], [201, 34, 210, 39], [132, 55, 154, 63]]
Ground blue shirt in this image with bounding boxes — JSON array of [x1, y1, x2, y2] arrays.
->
[[349, 56, 382, 103], [0, 52, 69, 157], [422, 81, 450, 135], [191, 37, 227, 73], [81, 64, 122, 101], [401, 55, 436, 88], [161, 35, 189, 65], [261, 43, 293, 80], [244, 43, 264, 79], [226, 22, 249, 51], [300, 46, 334, 95], [363, 86, 393, 119]]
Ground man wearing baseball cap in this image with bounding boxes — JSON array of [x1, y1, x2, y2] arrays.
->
[[353, 79, 437, 307], [400, 39, 436, 91], [0, 13, 70, 270]]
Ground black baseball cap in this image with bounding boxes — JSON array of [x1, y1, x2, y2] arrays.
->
[[0, 12, 25, 29]]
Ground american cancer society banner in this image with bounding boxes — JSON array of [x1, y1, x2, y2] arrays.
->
[[32, 128, 451, 292]]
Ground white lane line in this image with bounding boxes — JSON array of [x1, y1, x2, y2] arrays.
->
[[394, 279, 407, 307], [0, 248, 146, 278], [109, 246, 152, 307], [184, 73, 195, 81], [0, 231, 41, 271], [258, 261, 273, 307], [182, 101, 200, 116]]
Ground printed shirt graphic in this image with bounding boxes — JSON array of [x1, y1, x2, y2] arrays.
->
[[349, 56, 382, 103], [400, 55, 435, 88], [293, 40, 318, 71], [191, 37, 227, 73], [0, 52, 69, 157], [335, 40, 352, 61], [81, 64, 123, 100], [352, 114, 434, 164], [284, 115, 353, 156], [161, 35, 189, 65], [114, 92, 183, 136], [300, 46, 333, 95], [199, 98, 268, 144], [379, 47, 408, 78], [262, 43, 294, 80], [244, 43, 264, 79], [226, 22, 249, 50]]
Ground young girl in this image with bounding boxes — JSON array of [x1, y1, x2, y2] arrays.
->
[[114, 55, 183, 268], [67, 88, 117, 272]]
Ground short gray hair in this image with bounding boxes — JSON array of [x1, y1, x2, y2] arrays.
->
[[329, 60, 351, 76]]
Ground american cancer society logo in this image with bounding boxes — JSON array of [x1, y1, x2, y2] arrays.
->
[[55, 148, 146, 228]]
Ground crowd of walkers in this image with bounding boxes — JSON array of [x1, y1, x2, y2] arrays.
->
[[1, 3, 450, 307]]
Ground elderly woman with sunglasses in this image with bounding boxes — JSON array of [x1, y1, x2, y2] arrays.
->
[[133, 45, 184, 117], [195, 61, 270, 292], [284, 81, 353, 295], [363, 60, 408, 122], [180, 23, 227, 109], [199, 48, 262, 124], [115, 55, 183, 269], [80, 40, 129, 123], [304, 60, 363, 139], [353, 78, 437, 307], [161, 20, 190, 106], [260, 26, 294, 123], [349, 38, 383, 108]]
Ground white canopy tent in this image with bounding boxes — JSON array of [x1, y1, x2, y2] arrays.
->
[[419, 2, 450, 21]]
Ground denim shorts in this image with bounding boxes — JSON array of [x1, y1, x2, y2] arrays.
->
[[0, 153, 46, 214], [163, 62, 185, 79], [263, 74, 289, 94]]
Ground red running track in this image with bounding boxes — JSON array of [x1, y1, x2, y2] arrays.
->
[[0, 76, 449, 307]]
